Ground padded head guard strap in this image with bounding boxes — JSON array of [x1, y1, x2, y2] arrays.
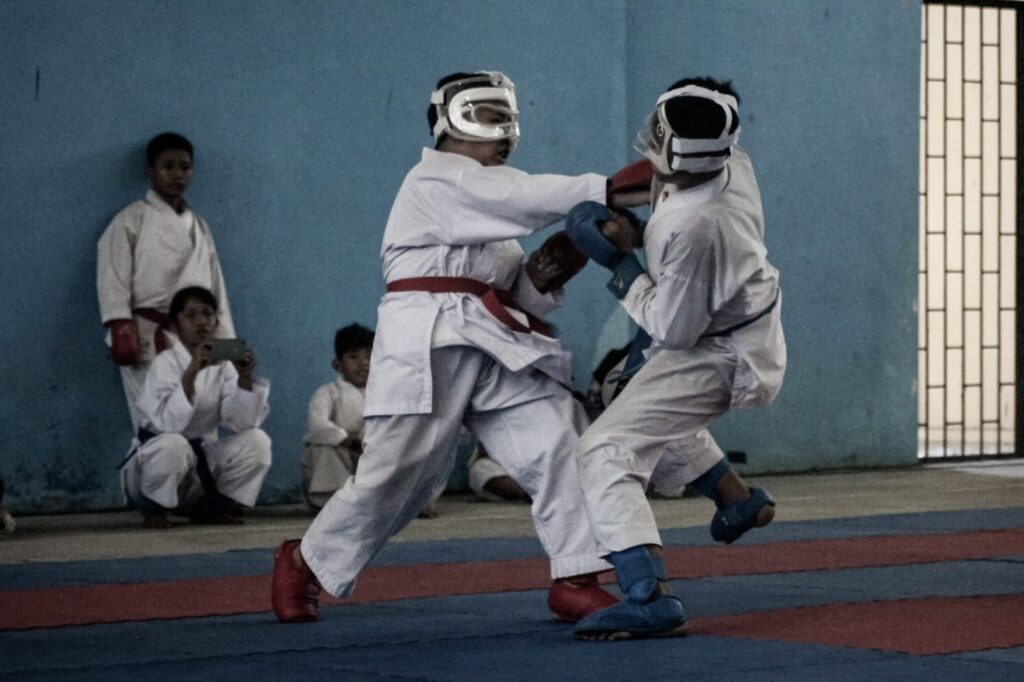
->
[[635, 84, 740, 175]]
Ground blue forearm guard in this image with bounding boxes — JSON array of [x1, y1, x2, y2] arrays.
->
[[606, 254, 647, 299]]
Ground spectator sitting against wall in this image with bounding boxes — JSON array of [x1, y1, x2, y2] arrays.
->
[[302, 324, 372, 511], [302, 323, 441, 518], [119, 286, 271, 529]]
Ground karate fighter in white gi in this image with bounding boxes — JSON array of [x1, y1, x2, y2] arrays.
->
[[272, 71, 648, 625], [122, 286, 270, 528], [565, 78, 785, 639], [97, 133, 234, 432]]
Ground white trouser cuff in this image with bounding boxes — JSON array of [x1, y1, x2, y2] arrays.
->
[[301, 538, 356, 598], [549, 554, 614, 580]]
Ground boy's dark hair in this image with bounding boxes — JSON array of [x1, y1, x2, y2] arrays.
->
[[426, 72, 485, 140], [664, 77, 740, 139], [334, 323, 374, 358], [169, 286, 217, 321], [147, 132, 194, 167]]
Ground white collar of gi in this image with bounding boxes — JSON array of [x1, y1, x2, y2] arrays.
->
[[145, 189, 191, 216], [658, 163, 731, 208]]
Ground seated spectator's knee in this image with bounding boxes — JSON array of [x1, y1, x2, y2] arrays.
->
[[141, 434, 194, 475], [237, 428, 273, 469]]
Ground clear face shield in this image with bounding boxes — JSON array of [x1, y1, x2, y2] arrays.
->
[[632, 107, 673, 176], [432, 73, 521, 150]]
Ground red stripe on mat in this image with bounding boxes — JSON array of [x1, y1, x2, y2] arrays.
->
[[689, 594, 1024, 655], [0, 528, 1021, 631]]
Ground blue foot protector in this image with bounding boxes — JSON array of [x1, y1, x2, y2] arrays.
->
[[710, 486, 775, 545], [574, 594, 686, 639], [574, 546, 687, 639]]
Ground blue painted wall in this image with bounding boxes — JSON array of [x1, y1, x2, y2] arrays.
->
[[0, 0, 918, 513]]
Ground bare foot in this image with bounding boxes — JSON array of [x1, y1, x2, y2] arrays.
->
[[755, 503, 775, 528]]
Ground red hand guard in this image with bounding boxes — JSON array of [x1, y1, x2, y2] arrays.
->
[[534, 231, 589, 292], [108, 319, 140, 366], [607, 159, 654, 207]]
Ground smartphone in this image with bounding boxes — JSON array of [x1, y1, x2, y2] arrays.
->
[[209, 338, 248, 362]]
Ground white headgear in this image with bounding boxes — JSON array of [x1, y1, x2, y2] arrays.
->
[[431, 71, 520, 151], [634, 84, 740, 175]]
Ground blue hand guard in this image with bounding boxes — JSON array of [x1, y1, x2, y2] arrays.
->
[[607, 254, 647, 299], [565, 201, 622, 268]]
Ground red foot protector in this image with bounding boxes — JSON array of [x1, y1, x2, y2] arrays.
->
[[547, 575, 619, 622], [271, 539, 321, 623], [689, 594, 1024, 655]]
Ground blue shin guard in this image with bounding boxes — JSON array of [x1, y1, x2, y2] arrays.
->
[[574, 546, 686, 639], [710, 487, 775, 545]]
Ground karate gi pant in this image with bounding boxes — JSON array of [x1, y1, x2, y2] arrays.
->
[[121, 429, 272, 511], [576, 341, 734, 553], [301, 345, 611, 597], [119, 364, 150, 432]]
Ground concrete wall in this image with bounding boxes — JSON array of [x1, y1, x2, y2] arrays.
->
[[0, 0, 919, 513]]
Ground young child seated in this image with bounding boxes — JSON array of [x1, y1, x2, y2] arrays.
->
[[302, 324, 372, 510], [120, 286, 271, 528]]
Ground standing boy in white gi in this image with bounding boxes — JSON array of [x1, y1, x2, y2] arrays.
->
[[302, 323, 372, 510], [123, 286, 270, 528], [272, 71, 646, 625], [565, 78, 785, 639], [97, 133, 234, 431]]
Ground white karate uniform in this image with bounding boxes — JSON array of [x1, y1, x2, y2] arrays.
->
[[302, 377, 365, 509], [121, 339, 271, 511], [302, 148, 610, 596], [97, 190, 234, 429], [576, 147, 786, 553]]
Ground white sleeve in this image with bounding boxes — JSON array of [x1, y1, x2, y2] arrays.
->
[[137, 358, 197, 434], [447, 167, 606, 245], [620, 216, 715, 350], [220, 364, 270, 432], [96, 212, 136, 323], [306, 385, 348, 446]]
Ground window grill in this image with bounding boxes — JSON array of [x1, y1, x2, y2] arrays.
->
[[919, 1, 1020, 458]]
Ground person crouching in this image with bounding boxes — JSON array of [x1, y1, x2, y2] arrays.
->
[[119, 286, 272, 528]]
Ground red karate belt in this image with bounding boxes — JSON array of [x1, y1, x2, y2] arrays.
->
[[133, 307, 172, 354], [386, 277, 552, 337]]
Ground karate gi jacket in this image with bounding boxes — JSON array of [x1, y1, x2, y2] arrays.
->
[[304, 377, 365, 447], [137, 339, 270, 442], [364, 148, 606, 417], [97, 190, 235, 361], [621, 148, 786, 408]]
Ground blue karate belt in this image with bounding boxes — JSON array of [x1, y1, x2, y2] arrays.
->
[[611, 290, 779, 400]]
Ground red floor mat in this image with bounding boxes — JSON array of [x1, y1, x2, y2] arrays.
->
[[1, 528, 1021, 631], [689, 594, 1024, 655]]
